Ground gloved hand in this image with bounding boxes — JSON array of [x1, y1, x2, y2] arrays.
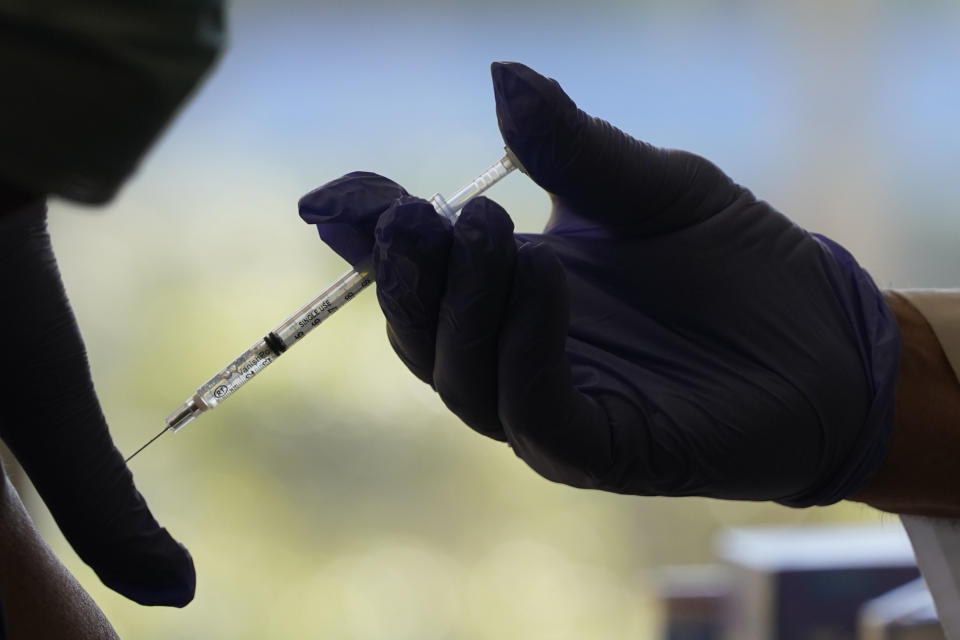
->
[[299, 62, 901, 507], [0, 188, 195, 607]]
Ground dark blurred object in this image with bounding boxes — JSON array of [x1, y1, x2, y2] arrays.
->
[[656, 565, 731, 640], [0, 0, 223, 203], [718, 525, 920, 640], [859, 579, 944, 640]]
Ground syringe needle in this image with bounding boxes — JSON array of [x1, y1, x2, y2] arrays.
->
[[125, 426, 171, 464], [148, 150, 523, 448]]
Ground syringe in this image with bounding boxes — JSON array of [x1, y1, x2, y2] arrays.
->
[[125, 151, 520, 462]]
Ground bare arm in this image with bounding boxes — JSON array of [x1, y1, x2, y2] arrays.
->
[[0, 465, 119, 640], [852, 291, 960, 517]]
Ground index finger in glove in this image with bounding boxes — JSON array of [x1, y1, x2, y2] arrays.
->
[[299, 172, 408, 268]]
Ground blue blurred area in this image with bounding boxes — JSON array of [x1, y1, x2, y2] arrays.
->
[[155, 1, 960, 283]]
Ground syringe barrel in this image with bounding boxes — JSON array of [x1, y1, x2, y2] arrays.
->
[[271, 262, 374, 347], [172, 262, 375, 427], [168, 152, 517, 433], [194, 337, 277, 408], [166, 335, 279, 431]]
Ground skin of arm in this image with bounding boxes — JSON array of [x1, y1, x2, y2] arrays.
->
[[0, 464, 119, 640], [852, 291, 960, 517]]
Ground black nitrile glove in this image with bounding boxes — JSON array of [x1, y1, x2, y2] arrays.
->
[[0, 191, 195, 607], [300, 62, 900, 507]]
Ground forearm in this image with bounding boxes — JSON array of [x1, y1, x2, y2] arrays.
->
[[851, 291, 960, 517]]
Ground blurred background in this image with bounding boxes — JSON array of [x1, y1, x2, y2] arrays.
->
[[12, 0, 959, 637]]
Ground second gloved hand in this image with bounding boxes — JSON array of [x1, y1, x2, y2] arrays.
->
[[299, 62, 900, 507], [0, 192, 195, 607]]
